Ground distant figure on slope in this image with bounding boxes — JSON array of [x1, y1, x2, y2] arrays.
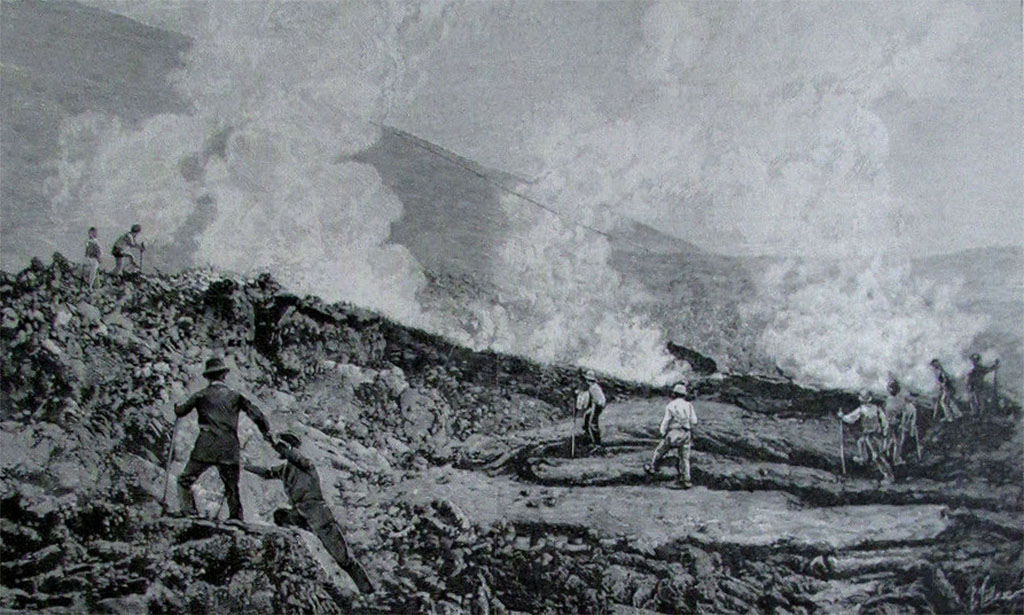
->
[[245, 431, 376, 595], [111, 223, 145, 275], [84, 227, 102, 289], [837, 390, 893, 482], [175, 357, 273, 522], [885, 377, 921, 465], [966, 353, 999, 415], [579, 369, 607, 447], [644, 383, 698, 488], [929, 359, 961, 423]]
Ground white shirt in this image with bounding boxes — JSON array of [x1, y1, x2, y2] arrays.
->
[[660, 398, 697, 436], [841, 403, 889, 435], [577, 382, 606, 411]]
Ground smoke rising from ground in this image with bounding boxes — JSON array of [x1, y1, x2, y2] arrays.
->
[[37, 1, 1017, 389], [45, 1, 686, 384], [748, 256, 989, 394], [485, 195, 681, 385], [50, 2, 428, 325]]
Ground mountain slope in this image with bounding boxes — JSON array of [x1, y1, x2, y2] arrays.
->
[[1, 256, 1021, 614], [0, 0, 190, 268], [2, 1, 1018, 401]]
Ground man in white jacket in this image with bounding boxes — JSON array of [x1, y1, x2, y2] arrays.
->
[[644, 383, 698, 488], [579, 369, 607, 447]]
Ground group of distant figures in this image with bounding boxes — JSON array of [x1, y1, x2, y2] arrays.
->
[[574, 353, 1002, 488], [836, 354, 1001, 482], [82, 224, 146, 288]]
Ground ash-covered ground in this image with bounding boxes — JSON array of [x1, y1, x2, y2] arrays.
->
[[2, 256, 1021, 614]]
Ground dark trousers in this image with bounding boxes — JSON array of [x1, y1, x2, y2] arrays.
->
[[273, 504, 375, 594], [177, 459, 242, 520], [582, 407, 603, 445]]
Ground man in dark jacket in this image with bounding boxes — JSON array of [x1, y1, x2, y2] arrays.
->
[[966, 353, 999, 415], [175, 357, 273, 521], [111, 224, 145, 275], [245, 431, 376, 594]]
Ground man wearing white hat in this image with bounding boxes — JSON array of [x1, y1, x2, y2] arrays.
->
[[837, 390, 893, 482], [579, 369, 607, 447], [644, 383, 698, 488]]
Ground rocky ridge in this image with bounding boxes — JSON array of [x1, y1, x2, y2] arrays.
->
[[1, 254, 1022, 614]]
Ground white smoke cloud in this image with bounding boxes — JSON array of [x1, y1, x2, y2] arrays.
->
[[45, 1, 1004, 391], [466, 194, 683, 384], [49, 2, 428, 324], [482, 0, 995, 389], [748, 255, 989, 393], [48, 113, 205, 239]]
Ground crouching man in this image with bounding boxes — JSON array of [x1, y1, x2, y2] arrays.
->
[[244, 431, 375, 595], [644, 383, 697, 488]]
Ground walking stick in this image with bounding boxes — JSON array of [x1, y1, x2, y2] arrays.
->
[[161, 418, 181, 515], [992, 365, 1000, 413], [570, 398, 577, 459], [838, 418, 847, 477]]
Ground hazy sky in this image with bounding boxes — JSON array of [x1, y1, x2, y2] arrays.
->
[[87, 0, 1024, 256]]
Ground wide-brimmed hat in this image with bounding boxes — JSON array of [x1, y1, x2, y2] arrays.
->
[[202, 357, 230, 378], [583, 369, 597, 382], [278, 431, 301, 447], [672, 383, 688, 396], [970, 353, 981, 362], [130, 224, 142, 233]]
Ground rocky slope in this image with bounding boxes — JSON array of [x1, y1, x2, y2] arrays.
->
[[2, 255, 1022, 614]]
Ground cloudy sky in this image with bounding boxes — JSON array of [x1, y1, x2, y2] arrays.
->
[[90, 0, 1023, 257]]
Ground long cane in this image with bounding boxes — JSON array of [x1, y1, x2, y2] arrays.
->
[[992, 365, 1000, 413], [838, 418, 847, 477], [570, 399, 577, 459], [161, 418, 181, 515]]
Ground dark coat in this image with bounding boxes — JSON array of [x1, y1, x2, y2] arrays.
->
[[175, 382, 270, 464]]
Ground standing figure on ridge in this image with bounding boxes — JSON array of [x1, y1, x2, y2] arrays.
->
[[966, 353, 999, 415], [838, 390, 894, 482], [929, 359, 961, 423], [111, 223, 145, 275], [84, 226, 102, 289], [885, 377, 921, 465], [579, 369, 607, 447]]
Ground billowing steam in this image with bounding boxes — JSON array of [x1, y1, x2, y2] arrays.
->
[[41, 1, 1006, 390], [46, 1, 685, 384], [484, 195, 681, 385], [49, 2, 427, 324], [748, 256, 989, 393]]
